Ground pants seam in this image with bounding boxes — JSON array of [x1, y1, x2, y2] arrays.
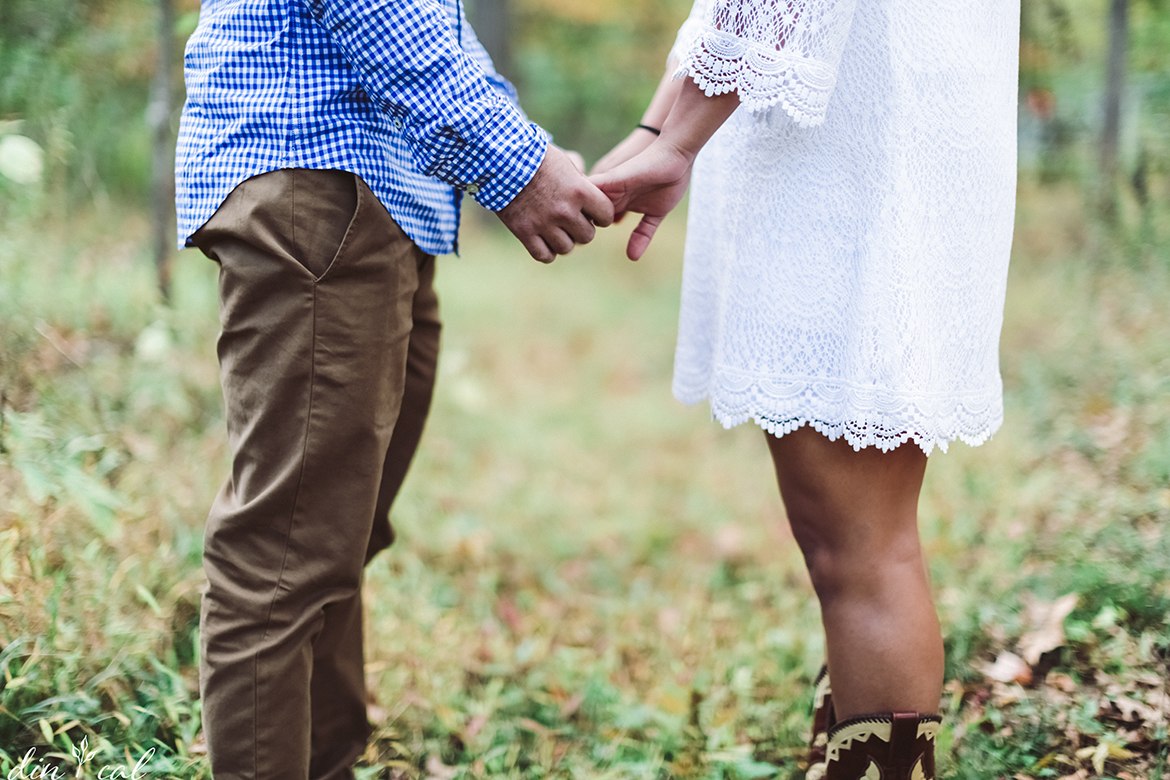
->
[[291, 170, 298, 266], [253, 278, 320, 778]]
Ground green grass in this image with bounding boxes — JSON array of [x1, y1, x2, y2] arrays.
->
[[0, 189, 1168, 779]]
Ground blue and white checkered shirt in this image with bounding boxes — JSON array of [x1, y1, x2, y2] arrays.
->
[[175, 0, 548, 255]]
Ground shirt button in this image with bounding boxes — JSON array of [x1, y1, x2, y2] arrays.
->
[[466, 183, 480, 195], [392, 119, 403, 130]]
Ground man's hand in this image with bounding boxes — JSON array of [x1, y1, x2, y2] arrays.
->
[[497, 146, 615, 263]]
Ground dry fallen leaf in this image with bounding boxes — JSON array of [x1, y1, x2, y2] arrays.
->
[[559, 692, 584, 719], [1113, 695, 1159, 725], [1146, 690, 1170, 722], [990, 681, 1026, 707], [517, 717, 555, 737], [188, 731, 208, 756], [464, 713, 488, 740], [714, 524, 746, 560], [366, 702, 389, 725], [425, 754, 460, 780], [1076, 740, 1136, 775], [1019, 593, 1079, 664], [1086, 408, 1130, 452], [1042, 685, 1073, 708], [983, 651, 1033, 685], [657, 607, 682, 635], [497, 597, 523, 634]]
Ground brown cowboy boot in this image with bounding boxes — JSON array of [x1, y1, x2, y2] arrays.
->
[[806, 665, 836, 780], [823, 712, 941, 780]]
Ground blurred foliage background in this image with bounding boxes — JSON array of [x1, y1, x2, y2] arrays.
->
[[1, 0, 1169, 209], [1, 1, 1169, 779]]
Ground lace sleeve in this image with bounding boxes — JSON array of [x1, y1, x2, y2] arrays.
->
[[667, 0, 715, 66], [674, 0, 858, 126]]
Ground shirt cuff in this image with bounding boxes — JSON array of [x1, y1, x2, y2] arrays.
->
[[420, 102, 549, 212]]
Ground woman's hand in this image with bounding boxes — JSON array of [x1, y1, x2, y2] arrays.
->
[[589, 139, 694, 261], [592, 78, 740, 261], [590, 128, 661, 224], [561, 148, 588, 175]]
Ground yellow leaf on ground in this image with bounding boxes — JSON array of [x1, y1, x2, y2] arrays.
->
[[1076, 741, 1136, 774]]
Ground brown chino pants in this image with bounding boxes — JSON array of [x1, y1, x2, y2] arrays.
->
[[191, 169, 440, 780]]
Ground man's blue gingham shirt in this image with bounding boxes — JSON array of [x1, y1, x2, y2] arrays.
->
[[175, 0, 549, 255]]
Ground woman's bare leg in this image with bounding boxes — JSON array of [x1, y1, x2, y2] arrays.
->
[[766, 427, 943, 718]]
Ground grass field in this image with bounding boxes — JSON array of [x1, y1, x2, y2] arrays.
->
[[0, 186, 1167, 779]]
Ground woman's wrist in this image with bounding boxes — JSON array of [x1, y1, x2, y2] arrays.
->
[[636, 60, 684, 134], [652, 134, 698, 168], [657, 79, 739, 161]]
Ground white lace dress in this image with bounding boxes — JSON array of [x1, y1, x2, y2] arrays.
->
[[669, 0, 1020, 454]]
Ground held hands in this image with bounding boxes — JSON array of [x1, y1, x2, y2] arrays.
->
[[589, 138, 695, 261], [496, 145, 613, 263], [499, 131, 694, 264], [498, 74, 734, 264], [590, 80, 739, 261], [496, 135, 686, 264], [590, 126, 661, 224]]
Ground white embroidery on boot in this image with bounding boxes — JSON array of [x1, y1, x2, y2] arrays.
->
[[825, 721, 891, 763]]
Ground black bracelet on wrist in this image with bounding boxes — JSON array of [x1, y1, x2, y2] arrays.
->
[[636, 124, 662, 136]]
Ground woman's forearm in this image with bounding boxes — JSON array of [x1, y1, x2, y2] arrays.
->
[[590, 69, 741, 261], [640, 59, 687, 130], [658, 77, 741, 161]]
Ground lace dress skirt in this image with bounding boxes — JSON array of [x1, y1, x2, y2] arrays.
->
[[671, 0, 1020, 454]]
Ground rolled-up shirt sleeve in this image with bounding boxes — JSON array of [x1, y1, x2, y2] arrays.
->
[[456, 5, 527, 119], [307, 0, 547, 210]]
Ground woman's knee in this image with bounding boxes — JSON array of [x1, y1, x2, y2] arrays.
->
[[785, 503, 851, 601], [785, 497, 925, 603], [767, 429, 928, 598]]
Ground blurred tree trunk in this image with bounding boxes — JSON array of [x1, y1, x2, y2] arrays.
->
[[150, 0, 175, 301], [468, 0, 512, 81], [1099, 0, 1128, 220]]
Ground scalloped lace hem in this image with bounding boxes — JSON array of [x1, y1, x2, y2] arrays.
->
[[674, 376, 1004, 456], [674, 27, 838, 126]]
